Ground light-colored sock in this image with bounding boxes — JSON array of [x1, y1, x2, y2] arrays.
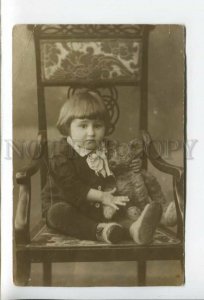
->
[[96, 222, 122, 244], [103, 205, 117, 220]]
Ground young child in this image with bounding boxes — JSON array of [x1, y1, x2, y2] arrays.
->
[[42, 89, 162, 244]]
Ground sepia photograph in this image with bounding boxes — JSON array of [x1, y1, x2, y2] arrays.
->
[[13, 24, 185, 287]]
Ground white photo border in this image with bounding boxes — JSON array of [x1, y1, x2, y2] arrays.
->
[[2, 0, 204, 299]]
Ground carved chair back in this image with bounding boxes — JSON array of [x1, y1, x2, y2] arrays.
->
[[32, 24, 153, 216]]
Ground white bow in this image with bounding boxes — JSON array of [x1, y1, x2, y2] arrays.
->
[[86, 150, 113, 178]]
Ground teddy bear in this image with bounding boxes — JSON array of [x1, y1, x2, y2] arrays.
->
[[103, 136, 178, 226]]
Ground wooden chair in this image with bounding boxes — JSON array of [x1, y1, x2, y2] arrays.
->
[[14, 25, 184, 286]]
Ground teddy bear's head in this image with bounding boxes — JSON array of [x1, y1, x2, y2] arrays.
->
[[108, 138, 143, 173]]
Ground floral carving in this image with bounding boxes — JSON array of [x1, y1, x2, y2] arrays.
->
[[40, 40, 141, 83], [101, 40, 138, 61], [43, 44, 61, 68]]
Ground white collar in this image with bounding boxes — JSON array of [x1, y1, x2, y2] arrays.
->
[[67, 136, 113, 177]]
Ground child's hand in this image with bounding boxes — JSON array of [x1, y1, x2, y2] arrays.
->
[[129, 158, 142, 173], [100, 188, 129, 210]]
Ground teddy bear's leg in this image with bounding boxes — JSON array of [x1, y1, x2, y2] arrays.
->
[[141, 170, 166, 205], [141, 170, 181, 226], [103, 205, 117, 220], [129, 202, 162, 245], [160, 201, 177, 226], [132, 173, 151, 211], [126, 206, 141, 221]]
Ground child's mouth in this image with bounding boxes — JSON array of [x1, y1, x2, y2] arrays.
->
[[86, 140, 96, 143], [84, 140, 97, 149]]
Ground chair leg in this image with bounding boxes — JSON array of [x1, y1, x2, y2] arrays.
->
[[15, 251, 31, 286], [180, 258, 184, 271], [180, 258, 185, 282], [137, 260, 146, 286], [43, 262, 52, 286]]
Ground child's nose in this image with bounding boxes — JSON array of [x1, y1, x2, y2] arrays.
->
[[87, 125, 95, 136]]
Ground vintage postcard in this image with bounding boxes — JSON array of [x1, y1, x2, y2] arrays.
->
[[2, 0, 204, 299], [12, 24, 185, 287]]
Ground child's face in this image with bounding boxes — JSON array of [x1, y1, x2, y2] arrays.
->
[[70, 118, 106, 150]]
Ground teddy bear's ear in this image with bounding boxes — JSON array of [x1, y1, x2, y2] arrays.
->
[[129, 138, 143, 156]]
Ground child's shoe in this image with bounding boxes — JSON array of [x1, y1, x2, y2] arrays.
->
[[96, 222, 125, 244], [129, 202, 162, 245]]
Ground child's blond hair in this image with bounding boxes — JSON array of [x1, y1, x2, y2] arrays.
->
[[57, 89, 110, 136]]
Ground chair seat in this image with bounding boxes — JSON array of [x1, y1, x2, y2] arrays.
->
[[29, 224, 180, 249]]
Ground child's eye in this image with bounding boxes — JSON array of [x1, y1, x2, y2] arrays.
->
[[79, 124, 87, 128], [94, 123, 103, 128]]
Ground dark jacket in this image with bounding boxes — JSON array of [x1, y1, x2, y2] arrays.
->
[[41, 138, 116, 218]]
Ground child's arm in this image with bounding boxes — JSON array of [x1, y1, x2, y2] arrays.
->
[[87, 188, 129, 211], [51, 153, 92, 207], [50, 149, 129, 210]]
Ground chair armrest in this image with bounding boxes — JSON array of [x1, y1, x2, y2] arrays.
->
[[15, 131, 47, 244], [15, 130, 46, 184], [15, 181, 31, 244], [142, 130, 183, 181], [142, 131, 184, 240], [16, 160, 40, 184], [15, 161, 41, 244]]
